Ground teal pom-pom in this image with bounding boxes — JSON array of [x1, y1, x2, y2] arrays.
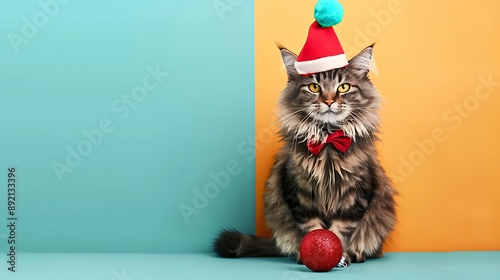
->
[[314, 0, 344, 27]]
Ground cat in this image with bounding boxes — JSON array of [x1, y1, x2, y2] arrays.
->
[[214, 44, 396, 265]]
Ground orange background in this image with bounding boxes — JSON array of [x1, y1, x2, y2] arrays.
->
[[255, 0, 500, 251]]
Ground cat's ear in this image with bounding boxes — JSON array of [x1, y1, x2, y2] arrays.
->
[[277, 44, 300, 79], [347, 44, 377, 78]]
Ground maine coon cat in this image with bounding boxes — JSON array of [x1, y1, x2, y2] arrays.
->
[[214, 44, 396, 265]]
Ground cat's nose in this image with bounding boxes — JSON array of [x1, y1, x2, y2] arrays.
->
[[324, 99, 334, 106]]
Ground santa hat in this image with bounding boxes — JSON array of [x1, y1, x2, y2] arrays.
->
[[295, 0, 348, 75]]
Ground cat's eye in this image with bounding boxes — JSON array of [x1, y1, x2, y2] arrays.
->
[[308, 83, 321, 93], [337, 83, 351, 94]]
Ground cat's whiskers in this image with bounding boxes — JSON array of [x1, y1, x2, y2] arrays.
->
[[343, 105, 380, 124], [350, 107, 381, 131], [350, 109, 378, 125], [281, 108, 314, 136], [291, 110, 315, 152], [307, 105, 328, 141], [350, 106, 400, 132], [343, 111, 377, 142], [258, 108, 310, 141]]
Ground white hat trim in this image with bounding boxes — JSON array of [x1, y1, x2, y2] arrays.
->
[[294, 54, 348, 75]]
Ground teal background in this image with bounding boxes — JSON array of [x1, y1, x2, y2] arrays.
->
[[2, 252, 500, 280], [0, 0, 255, 253]]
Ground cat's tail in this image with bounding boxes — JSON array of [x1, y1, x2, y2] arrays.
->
[[213, 229, 282, 258]]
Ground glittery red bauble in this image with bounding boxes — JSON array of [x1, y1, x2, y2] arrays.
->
[[299, 229, 343, 272]]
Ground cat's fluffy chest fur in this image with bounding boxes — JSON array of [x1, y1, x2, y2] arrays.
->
[[290, 138, 374, 216]]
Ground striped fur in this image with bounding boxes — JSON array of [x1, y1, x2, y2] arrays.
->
[[215, 45, 396, 265]]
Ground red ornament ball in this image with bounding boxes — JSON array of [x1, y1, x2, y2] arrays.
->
[[299, 229, 343, 272]]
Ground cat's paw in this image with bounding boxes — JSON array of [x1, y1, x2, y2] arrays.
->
[[348, 251, 366, 263], [342, 252, 351, 266]]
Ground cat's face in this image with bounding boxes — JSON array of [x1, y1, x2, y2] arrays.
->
[[278, 45, 381, 141]]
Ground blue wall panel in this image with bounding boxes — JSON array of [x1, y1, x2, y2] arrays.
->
[[0, 0, 254, 253]]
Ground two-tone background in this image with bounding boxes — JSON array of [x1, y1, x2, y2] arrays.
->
[[0, 0, 499, 257]]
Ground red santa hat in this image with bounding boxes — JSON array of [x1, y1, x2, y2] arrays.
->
[[295, 0, 348, 76]]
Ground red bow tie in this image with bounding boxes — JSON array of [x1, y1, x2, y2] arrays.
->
[[306, 130, 352, 155]]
